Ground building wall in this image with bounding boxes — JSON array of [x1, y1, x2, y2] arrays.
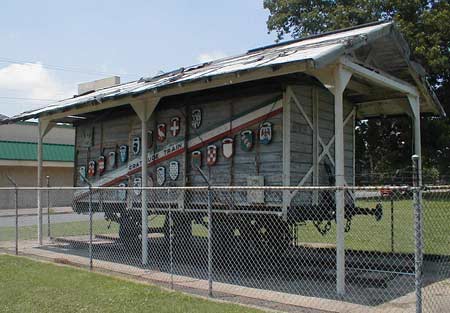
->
[[0, 123, 75, 145], [0, 166, 74, 209]]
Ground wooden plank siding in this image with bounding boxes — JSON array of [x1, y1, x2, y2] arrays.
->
[[289, 85, 354, 188], [73, 78, 355, 194]]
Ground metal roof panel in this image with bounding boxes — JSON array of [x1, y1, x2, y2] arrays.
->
[[5, 22, 405, 122]]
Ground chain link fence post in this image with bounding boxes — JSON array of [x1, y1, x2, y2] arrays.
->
[[89, 186, 93, 270], [390, 192, 394, 253], [6, 175, 18, 255], [207, 186, 213, 297], [169, 205, 174, 290], [15, 186, 18, 255], [412, 154, 423, 313], [46, 176, 51, 239]]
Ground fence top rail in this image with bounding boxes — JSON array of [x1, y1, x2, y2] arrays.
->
[[0, 184, 441, 191]]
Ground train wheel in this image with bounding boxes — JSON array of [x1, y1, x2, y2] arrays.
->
[[119, 211, 142, 253]]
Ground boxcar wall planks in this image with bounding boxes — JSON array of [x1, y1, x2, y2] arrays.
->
[[73, 81, 354, 189]]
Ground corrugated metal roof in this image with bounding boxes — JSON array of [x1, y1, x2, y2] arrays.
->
[[4, 22, 410, 122], [0, 141, 74, 162]]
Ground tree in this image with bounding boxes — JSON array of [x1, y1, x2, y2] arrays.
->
[[264, 0, 450, 181]]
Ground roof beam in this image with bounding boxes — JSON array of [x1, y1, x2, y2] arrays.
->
[[356, 98, 412, 118], [340, 57, 419, 97]]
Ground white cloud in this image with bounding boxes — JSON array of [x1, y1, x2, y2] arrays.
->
[[196, 51, 228, 63], [0, 63, 74, 117]]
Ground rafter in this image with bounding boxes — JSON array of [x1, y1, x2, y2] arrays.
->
[[340, 57, 419, 97]]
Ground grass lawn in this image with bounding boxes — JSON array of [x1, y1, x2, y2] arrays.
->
[[0, 254, 261, 313], [0, 219, 119, 242], [1, 198, 449, 255], [297, 198, 450, 255]]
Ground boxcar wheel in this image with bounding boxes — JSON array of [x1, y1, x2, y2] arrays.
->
[[119, 211, 142, 253]]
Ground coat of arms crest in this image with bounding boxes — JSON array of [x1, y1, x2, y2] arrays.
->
[[156, 166, 166, 186], [222, 137, 234, 159], [88, 160, 96, 177], [206, 145, 217, 166], [259, 122, 272, 145], [79, 166, 86, 182], [132, 137, 141, 155], [118, 182, 127, 201], [169, 161, 179, 180], [133, 176, 142, 196], [170, 117, 180, 137], [108, 151, 116, 169], [192, 150, 202, 169], [191, 109, 202, 129], [157, 123, 166, 142], [119, 145, 128, 163], [240, 130, 254, 151], [98, 155, 105, 175]]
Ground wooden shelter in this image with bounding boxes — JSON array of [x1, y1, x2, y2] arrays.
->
[[2, 21, 443, 295]]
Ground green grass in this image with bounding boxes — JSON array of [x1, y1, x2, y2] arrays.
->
[[297, 198, 450, 255], [1, 198, 449, 255], [0, 254, 261, 313], [0, 219, 119, 242]]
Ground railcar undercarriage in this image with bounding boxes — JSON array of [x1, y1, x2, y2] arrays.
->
[[72, 192, 383, 253]]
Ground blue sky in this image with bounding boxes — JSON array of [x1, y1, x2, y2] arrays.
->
[[0, 0, 277, 117]]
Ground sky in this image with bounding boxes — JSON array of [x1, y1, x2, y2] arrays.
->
[[0, 0, 278, 118]]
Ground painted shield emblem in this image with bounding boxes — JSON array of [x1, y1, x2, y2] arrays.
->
[[108, 151, 116, 169], [132, 136, 141, 155], [88, 160, 96, 177], [133, 176, 142, 196], [259, 122, 272, 145], [170, 117, 180, 137], [169, 161, 179, 180], [191, 109, 202, 129], [79, 166, 86, 182], [156, 166, 166, 186], [98, 156, 105, 175], [240, 130, 254, 151], [192, 150, 202, 169], [206, 145, 217, 166], [157, 123, 166, 142], [119, 145, 128, 163], [222, 137, 234, 159], [118, 182, 127, 201]]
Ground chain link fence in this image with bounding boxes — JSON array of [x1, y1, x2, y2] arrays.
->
[[0, 183, 449, 312]]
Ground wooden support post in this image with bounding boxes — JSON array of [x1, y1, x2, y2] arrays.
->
[[312, 87, 319, 204], [282, 90, 291, 220], [141, 118, 149, 264], [37, 118, 54, 246], [353, 110, 356, 187], [333, 65, 352, 297], [408, 95, 422, 185], [131, 98, 159, 265], [409, 95, 423, 313]]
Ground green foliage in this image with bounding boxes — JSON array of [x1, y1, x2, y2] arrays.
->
[[264, 0, 450, 179], [264, 0, 388, 40]]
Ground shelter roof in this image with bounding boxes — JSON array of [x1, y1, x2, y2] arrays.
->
[[3, 21, 443, 123]]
